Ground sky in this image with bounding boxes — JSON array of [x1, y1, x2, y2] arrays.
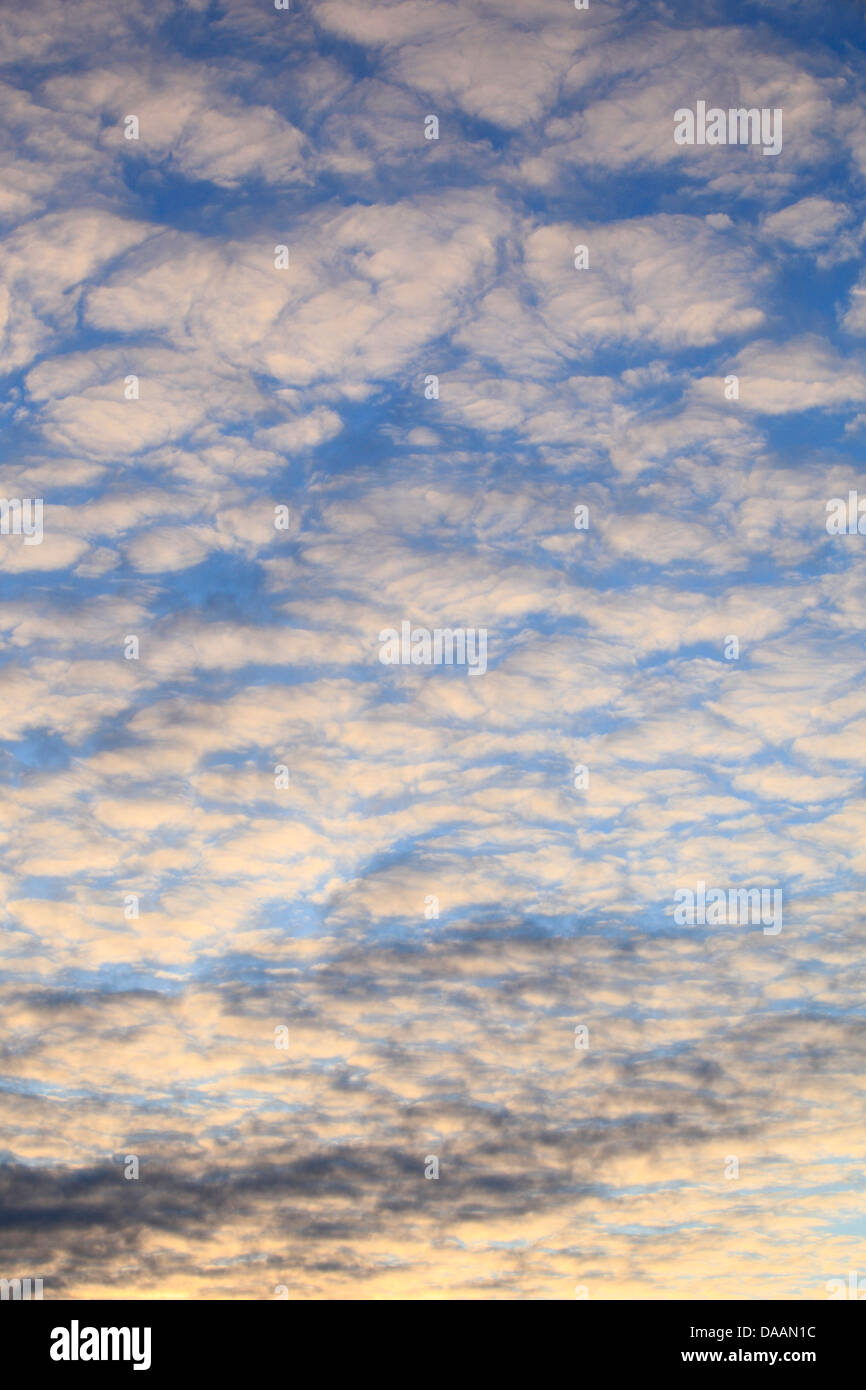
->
[[1, 0, 866, 1301]]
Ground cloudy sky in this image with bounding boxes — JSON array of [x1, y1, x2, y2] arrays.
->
[[1, 0, 866, 1300]]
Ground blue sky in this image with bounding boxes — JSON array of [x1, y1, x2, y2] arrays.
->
[[1, 0, 866, 1299]]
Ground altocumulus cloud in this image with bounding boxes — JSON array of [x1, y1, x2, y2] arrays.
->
[[0, 0, 865, 1300]]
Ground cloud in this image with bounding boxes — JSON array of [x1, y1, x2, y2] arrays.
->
[[1, 0, 865, 1303], [692, 336, 866, 414]]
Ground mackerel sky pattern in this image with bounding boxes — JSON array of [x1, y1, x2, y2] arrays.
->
[[1, 0, 866, 1300]]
